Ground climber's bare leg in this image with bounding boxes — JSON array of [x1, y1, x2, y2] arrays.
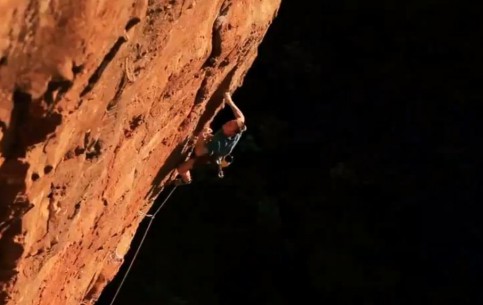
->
[[176, 158, 195, 183]]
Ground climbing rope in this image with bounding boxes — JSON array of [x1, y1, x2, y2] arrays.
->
[[108, 185, 178, 305], [107, 131, 234, 304]]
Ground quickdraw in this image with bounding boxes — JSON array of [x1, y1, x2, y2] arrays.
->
[[215, 154, 234, 178]]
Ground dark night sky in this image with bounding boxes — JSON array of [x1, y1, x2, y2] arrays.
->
[[98, 2, 482, 305]]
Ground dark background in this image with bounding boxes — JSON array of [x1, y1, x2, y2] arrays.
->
[[98, 1, 482, 305]]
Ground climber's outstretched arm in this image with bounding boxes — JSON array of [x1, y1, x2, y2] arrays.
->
[[224, 92, 245, 122]]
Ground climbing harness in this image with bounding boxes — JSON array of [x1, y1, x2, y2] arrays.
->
[[108, 185, 178, 305]]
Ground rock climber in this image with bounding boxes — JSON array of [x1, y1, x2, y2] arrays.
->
[[176, 91, 247, 184]]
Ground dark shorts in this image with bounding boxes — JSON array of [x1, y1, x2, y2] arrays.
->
[[193, 154, 217, 166]]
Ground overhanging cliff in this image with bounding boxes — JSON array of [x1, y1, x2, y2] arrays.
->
[[0, 0, 281, 304]]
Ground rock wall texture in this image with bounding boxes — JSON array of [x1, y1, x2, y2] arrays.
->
[[0, 0, 280, 304]]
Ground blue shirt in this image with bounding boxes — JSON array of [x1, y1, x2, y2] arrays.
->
[[206, 130, 242, 157]]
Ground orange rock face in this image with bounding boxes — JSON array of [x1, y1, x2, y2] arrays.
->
[[0, 0, 280, 304]]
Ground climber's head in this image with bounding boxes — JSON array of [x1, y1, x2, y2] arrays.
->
[[222, 118, 246, 136]]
